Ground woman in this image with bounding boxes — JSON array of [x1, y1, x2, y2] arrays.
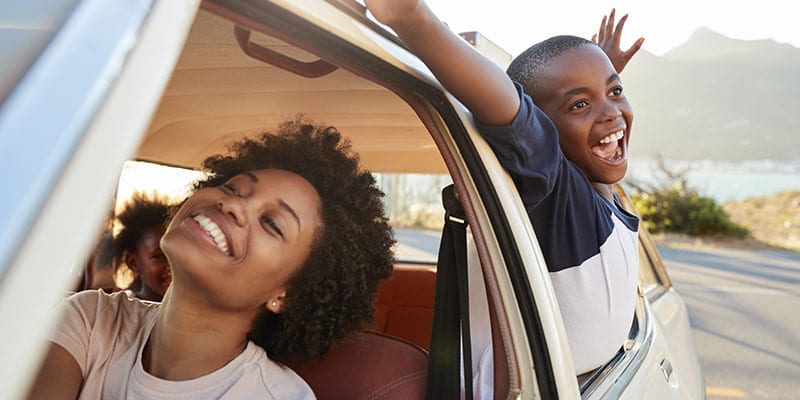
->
[[28, 119, 395, 399]]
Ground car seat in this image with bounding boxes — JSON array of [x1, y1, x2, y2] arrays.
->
[[287, 330, 427, 400]]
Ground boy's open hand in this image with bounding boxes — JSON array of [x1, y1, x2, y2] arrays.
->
[[592, 9, 644, 73]]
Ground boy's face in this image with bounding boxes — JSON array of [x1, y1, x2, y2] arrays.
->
[[535, 45, 633, 185]]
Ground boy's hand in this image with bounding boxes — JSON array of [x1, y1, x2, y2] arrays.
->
[[592, 9, 644, 73]]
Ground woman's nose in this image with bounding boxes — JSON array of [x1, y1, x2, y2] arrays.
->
[[217, 197, 247, 227]]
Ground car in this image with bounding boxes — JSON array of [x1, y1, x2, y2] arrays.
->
[[0, 0, 704, 398]]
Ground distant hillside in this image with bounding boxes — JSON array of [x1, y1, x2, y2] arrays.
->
[[723, 191, 800, 251], [622, 28, 800, 162]]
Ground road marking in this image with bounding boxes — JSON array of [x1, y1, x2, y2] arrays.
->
[[676, 284, 799, 296], [706, 387, 747, 398]]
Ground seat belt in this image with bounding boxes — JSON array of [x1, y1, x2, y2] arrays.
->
[[426, 185, 474, 399]]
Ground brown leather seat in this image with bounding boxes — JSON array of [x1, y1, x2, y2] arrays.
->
[[288, 330, 427, 400], [373, 267, 436, 350]]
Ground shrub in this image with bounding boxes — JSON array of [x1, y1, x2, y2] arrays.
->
[[627, 160, 749, 238]]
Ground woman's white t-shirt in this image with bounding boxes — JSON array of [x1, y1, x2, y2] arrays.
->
[[51, 290, 315, 399]]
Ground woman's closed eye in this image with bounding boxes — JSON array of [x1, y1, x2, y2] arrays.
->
[[222, 182, 242, 197], [261, 214, 284, 238]]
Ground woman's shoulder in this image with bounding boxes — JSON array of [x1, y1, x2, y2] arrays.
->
[[242, 342, 316, 399], [63, 289, 158, 326]]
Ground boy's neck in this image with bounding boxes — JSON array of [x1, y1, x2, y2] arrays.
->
[[591, 182, 615, 202]]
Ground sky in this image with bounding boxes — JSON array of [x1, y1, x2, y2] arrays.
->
[[424, 0, 799, 57]]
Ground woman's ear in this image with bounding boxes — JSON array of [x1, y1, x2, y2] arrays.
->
[[124, 252, 139, 273], [266, 291, 287, 313]]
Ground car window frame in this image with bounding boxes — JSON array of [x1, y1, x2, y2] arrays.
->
[[1, 1, 201, 398]]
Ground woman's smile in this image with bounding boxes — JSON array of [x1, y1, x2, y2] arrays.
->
[[192, 213, 232, 256]]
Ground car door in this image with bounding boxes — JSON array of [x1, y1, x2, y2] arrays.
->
[[0, 0, 199, 398]]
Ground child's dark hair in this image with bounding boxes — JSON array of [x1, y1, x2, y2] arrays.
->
[[507, 35, 595, 100], [112, 192, 173, 288], [94, 228, 115, 271], [195, 116, 395, 362]]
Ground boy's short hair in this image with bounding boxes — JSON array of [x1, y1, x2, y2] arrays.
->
[[506, 35, 595, 100]]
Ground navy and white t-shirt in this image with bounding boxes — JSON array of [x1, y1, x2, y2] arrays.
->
[[476, 83, 640, 375]]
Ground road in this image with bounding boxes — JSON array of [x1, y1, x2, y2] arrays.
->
[[394, 228, 800, 398], [658, 245, 800, 400]]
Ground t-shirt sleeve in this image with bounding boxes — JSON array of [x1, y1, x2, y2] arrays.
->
[[475, 82, 564, 208], [49, 290, 103, 375]]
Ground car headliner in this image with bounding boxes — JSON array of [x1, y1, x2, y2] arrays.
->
[[138, 9, 445, 174]]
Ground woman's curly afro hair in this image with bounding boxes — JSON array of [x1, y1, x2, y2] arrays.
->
[[195, 117, 395, 362]]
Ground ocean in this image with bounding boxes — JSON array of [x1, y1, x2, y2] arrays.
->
[[625, 159, 800, 203]]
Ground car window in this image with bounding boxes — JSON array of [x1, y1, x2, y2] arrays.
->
[[116, 163, 448, 263], [0, 0, 81, 102], [614, 184, 671, 299], [377, 173, 450, 264], [114, 161, 203, 211]]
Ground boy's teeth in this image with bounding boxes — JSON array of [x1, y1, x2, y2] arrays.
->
[[193, 215, 230, 255], [599, 131, 624, 144]]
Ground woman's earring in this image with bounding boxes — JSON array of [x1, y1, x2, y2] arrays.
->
[[271, 300, 277, 308]]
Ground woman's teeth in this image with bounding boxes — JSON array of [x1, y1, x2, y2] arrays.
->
[[193, 214, 230, 255]]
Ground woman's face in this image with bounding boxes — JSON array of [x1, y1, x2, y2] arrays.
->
[[161, 168, 322, 314]]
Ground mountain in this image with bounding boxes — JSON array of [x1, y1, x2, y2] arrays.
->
[[622, 28, 800, 162]]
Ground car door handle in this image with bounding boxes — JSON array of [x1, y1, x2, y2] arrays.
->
[[660, 358, 673, 381], [233, 26, 338, 78]]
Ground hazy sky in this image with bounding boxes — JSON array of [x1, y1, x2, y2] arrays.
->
[[424, 0, 798, 56]]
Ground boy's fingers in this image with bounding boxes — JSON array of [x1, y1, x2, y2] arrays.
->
[[605, 9, 616, 37], [597, 16, 607, 42], [614, 14, 629, 40], [632, 37, 645, 51], [624, 37, 645, 59]]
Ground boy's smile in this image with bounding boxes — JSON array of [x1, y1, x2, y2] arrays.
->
[[535, 44, 633, 185]]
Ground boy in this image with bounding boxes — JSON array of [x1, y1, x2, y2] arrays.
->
[[366, 0, 644, 378]]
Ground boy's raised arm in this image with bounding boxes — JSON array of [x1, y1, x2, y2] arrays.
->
[[366, 0, 519, 126]]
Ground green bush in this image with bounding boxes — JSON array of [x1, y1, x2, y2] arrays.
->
[[627, 161, 749, 238]]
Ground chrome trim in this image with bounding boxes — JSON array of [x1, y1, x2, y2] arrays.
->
[[581, 294, 654, 398]]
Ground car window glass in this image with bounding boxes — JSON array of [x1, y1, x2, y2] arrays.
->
[[116, 164, 449, 264], [114, 161, 204, 212], [376, 173, 450, 264], [638, 239, 662, 297], [0, 0, 81, 103]]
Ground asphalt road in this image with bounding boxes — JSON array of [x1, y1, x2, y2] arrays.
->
[[394, 227, 800, 398], [658, 246, 800, 400]]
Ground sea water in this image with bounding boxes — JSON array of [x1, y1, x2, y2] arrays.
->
[[625, 159, 800, 203]]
